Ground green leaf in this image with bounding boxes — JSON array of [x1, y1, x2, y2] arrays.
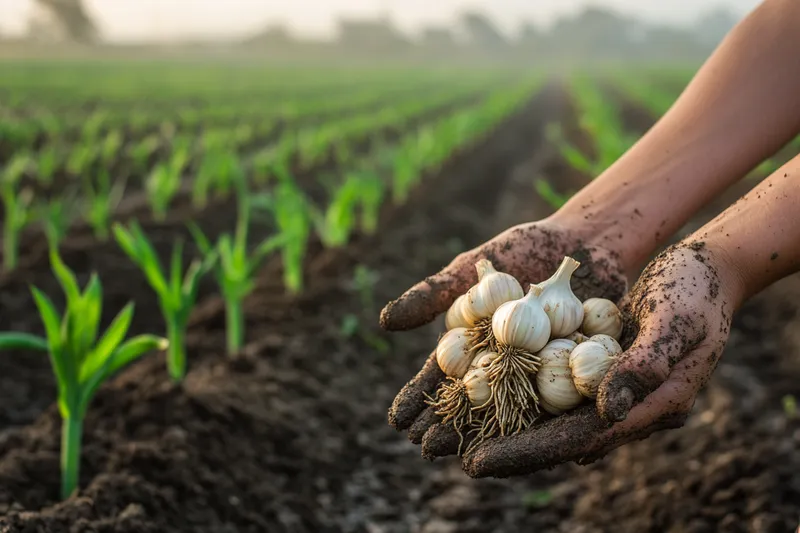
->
[[30, 286, 72, 409], [78, 334, 167, 416], [79, 302, 134, 382], [0, 332, 49, 352], [49, 248, 81, 308]]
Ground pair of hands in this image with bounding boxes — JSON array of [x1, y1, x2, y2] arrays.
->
[[382, 218, 736, 478]]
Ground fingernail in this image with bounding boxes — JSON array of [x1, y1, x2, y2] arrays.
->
[[608, 387, 634, 422]]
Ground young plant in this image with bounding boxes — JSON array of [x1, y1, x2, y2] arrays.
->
[[113, 221, 216, 381], [0, 250, 167, 499], [83, 170, 126, 241], [147, 141, 190, 221], [36, 192, 78, 250], [1, 156, 35, 271], [189, 191, 286, 354]]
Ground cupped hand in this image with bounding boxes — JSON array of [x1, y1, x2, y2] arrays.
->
[[382, 218, 628, 440], [461, 240, 740, 478]]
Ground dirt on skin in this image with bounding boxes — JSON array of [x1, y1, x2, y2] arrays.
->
[[1, 83, 799, 532]]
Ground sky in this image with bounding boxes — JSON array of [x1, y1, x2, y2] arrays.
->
[[0, 0, 762, 42]]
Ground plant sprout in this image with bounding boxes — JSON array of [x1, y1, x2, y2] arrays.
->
[[1, 155, 35, 271], [0, 249, 167, 499], [190, 191, 286, 354], [36, 192, 78, 249], [83, 170, 126, 241], [113, 221, 216, 381]]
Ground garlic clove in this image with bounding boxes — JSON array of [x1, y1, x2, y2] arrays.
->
[[569, 340, 615, 399], [466, 259, 524, 320], [435, 327, 474, 379], [491, 284, 551, 353], [581, 298, 623, 340], [536, 338, 583, 415], [445, 294, 479, 330], [589, 334, 622, 356], [564, 330, 589, 344], [463, 367, 491, 407], [538, 256, 585, 338], [470, 350, 500, 369]]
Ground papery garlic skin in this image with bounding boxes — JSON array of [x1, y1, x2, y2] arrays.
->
[[536, 339, 583, 415], [464, 367, 491, 406], [582, 298, 623, 340], [436, 328, 474, 379], [538, 256, 585, 337], [590, 334, 622, 356], [470, 351, 500, 369], [467, 259, 524, 320], [491, 285, 551, 353], [569, 340, 615, 398], [446, 294, 478, 330], [565, 330, 589, 344]]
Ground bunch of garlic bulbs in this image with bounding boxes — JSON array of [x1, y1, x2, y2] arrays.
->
[[427, 256, 625, 452]]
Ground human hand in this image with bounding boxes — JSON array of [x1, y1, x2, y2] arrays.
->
[[459, 241, 740, 477], [382, 218, 628, 444]]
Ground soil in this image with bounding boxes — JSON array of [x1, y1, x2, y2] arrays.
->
[[1, 82, 800, 533]]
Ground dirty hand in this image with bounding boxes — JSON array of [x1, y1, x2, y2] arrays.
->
[[381, 218, 627, 445], [460, 241, 738, 477]]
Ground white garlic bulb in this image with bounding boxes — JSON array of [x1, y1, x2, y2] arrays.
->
[[589, 334, 622, 356], [445, 294, 479, 330], [491, 285, 551, 353], [536, 339, 583, 415], [537, 256, 585, 337], [569, 340, 615, 399], [564, 330, 589, 344], [470, 350, 500, 369], [435, 327, 474, 379], [582, 298, 623, 340], [467, 259, 524, 320], [463, 367, 491, 407]]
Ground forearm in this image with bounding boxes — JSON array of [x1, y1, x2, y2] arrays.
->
[[692, 154, 800, 308], [552, 0, 800, 274]]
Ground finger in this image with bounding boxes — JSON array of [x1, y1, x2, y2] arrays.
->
[[463, 368, 697, 478], [597, 312, 704, 422], [421, 423, 473, 460], [379, 251, 478, 331], [408, 407, 440, 444], [388, 351, 445, 430]]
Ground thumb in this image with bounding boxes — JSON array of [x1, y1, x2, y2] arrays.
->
[[379, 251, 478, 331], [596, 319, 691, 422]]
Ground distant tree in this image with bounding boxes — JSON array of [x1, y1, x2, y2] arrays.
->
[[460, 11, 508, 52], [32, 0, 98, 43]]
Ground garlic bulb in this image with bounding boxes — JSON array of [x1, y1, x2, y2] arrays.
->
[[464, 367, 491, 406], [445, 294, 479, 330], [536, 339, 583, 415], [589, 334, 622, 356], [565, 330, 589, 344], [470, 351, 500, 369], [467, 259, 524, 320], [537, 256, 585, 337], [491, 285, 551, 353], [436, 328, 474, 379], [569, 340, 615, 398], [582, 298, 623, 340]]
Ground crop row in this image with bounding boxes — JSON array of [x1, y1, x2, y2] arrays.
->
[[0, 70, 543, 499]]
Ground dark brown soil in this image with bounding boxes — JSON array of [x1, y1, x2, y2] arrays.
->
[[2, 82, 800, 533]]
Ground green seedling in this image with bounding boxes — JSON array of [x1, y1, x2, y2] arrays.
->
[[113, 221, 217, 381], [190, 191, 286, 354], [36, 192, 78, 250], [0, 249, 167, 499], [1, 156, 35, 271], [83, 170, 126, 241]]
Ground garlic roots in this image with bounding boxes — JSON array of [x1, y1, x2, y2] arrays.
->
[[582, 298, 623, 339]]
